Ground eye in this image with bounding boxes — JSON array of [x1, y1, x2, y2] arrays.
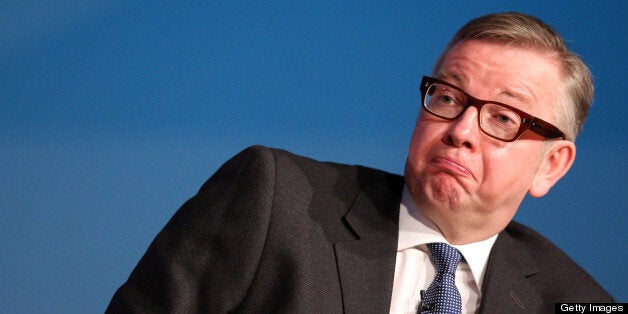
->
[[424, 82, 467, 118], [484, 105, 521, 128], [433, 89, 463, 107], [441, 95, 455, 104], [496, 114, 513, 124]]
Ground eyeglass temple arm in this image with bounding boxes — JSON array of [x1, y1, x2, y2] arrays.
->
[[526, 118, 566, 140]]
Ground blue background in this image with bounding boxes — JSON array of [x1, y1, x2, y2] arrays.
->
[[1, 1, 626, 312]]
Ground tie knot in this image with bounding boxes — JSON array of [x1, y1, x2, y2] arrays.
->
[[427, 242, 462, 275]]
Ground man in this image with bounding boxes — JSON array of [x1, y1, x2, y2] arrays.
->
[[107, 12, 614, 313]]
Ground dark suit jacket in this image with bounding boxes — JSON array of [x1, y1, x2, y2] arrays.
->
[[107, 145, 614, 313]]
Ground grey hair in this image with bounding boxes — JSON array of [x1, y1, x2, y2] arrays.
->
[[433, 12, 593, 141]]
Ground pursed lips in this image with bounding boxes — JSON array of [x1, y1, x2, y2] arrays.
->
[[431, 157, 475, 179]]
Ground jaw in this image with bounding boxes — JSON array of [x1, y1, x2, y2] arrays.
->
[[406, 171, 524, 244]]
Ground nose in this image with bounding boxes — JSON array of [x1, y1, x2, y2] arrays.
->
[[442, 106, 481, 149]]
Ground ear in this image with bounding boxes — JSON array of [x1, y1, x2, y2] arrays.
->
[[529, 141, 576, 198]]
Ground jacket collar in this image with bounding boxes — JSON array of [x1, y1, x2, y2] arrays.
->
[[333, 168, 403, 313], [478, 223, 542, 313], [332, 168, 544, 313]]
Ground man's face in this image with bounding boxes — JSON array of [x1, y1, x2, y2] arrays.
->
[[405, 40, 563, 243]]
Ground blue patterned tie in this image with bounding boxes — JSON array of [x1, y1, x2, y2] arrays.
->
[[421, 243, 464, 313]]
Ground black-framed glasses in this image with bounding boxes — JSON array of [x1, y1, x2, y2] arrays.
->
[[419, 76, 566, 142]]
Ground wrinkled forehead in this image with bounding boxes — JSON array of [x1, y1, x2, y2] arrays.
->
[[434, 40, 564, 114]]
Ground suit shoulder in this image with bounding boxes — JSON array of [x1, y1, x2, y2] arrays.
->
[[503, 221, 577, 261], [502, 221, 591, 274], [501, 221, 614, 301], [237, 145, 402, 186], [231, 145, 404, 215]]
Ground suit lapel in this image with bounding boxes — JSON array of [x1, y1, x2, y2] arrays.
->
[[479, 227, 542, 313], [330, 169, 546, 313], [333, 172, 403, 314]]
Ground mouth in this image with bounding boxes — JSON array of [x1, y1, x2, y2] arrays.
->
[[431, 157, 475, 179]]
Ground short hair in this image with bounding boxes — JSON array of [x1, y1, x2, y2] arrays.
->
[[433, 12, 592, 141]]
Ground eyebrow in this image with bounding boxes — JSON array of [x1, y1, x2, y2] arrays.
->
[[437, 70, 465, 85], [436, 70, 532, 109]]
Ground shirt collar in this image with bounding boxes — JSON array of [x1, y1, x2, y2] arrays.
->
[[398, 185, 498, 289]]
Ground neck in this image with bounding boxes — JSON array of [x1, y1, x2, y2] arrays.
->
[[418, 205, 509, 245]]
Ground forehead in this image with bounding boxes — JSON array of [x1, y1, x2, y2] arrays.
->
[[436, 40, 562, 110]]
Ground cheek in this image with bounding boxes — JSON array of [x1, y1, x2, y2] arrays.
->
[[406, 122, 435, 177], [407, 124, 438, 164], [481, 147, 542, 190], [409, 118, 442, 148]]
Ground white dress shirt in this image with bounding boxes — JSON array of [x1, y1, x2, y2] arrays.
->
[[389, 186, 498, 314]]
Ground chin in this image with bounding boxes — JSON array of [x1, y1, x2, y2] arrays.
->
[[427, 174, 467, 203]]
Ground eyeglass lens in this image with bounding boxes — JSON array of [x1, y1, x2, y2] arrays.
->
[[424, 83, 523, 141]]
